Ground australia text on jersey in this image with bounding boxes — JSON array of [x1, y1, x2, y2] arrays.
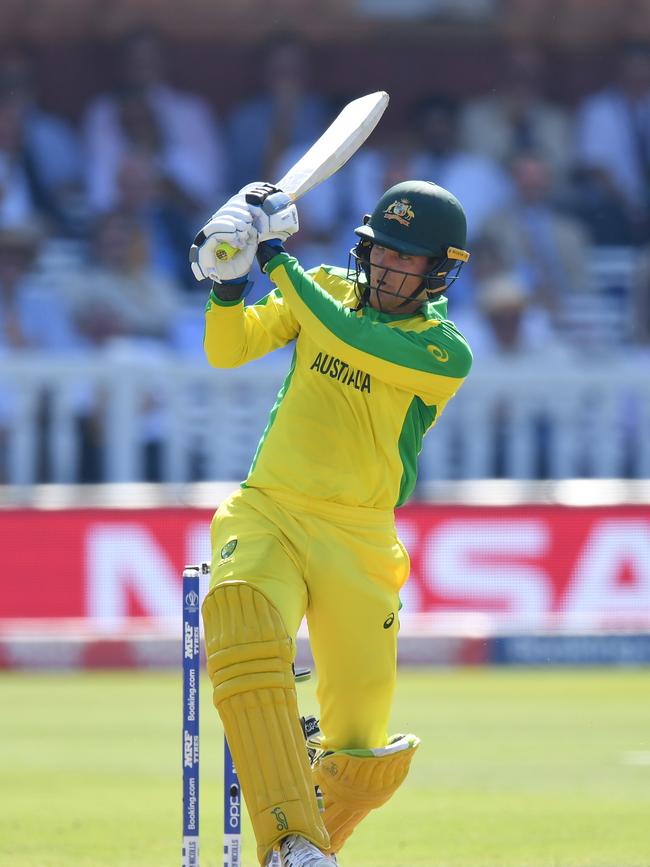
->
[[310, 352, 371, 394]]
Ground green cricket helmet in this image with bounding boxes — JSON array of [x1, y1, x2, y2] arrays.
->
[[349, 180, 470, 308]]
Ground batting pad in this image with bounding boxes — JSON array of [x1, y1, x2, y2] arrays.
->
[[312, 733, 420, 852], [202, 581, 329, 864]]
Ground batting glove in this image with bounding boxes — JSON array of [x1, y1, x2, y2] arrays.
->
[[242, 182, 300, 243], [189, 193, 258, 283]]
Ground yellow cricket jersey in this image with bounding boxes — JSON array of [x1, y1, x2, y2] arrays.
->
[[204, 252, 472, 511]]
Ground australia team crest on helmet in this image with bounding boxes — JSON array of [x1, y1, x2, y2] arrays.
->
[[383, 198, 415, 227]]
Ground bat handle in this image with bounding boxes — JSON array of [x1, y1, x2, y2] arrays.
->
[[212, 191, 290, 263], [213, 241, 239, 262]]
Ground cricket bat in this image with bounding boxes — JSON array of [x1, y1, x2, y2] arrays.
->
[[214, 90, 389, 261]]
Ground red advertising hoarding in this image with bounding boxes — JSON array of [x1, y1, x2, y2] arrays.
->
[[1, 505, 649, 630]]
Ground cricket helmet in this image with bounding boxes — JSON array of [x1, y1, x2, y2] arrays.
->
[[349, 180, 470, 307]]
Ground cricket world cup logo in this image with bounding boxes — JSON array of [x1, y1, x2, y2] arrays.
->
[[185, 590, 199, 611]]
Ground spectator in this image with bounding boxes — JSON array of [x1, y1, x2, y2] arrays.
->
[[409, 95, 513, 241], [62, 210, 181, 482], [0, 223, 75, 352], [0, 89, 39, 228], [445, 232, 512, 311], [0, 49, 82, 232], [83, 28, 226, 214], [347, 100, 512, 249], [574, 41, 650, 242], [346, 130, 420, 218], [568, 166, 638, 246], [227, 32, 330, 192], [474, 274, 566, 359], [456, 273, 570, 479], [64, 209, 180, 345], [460, 45, 573, 183], [113, 148, 193, 287], [0, 223, 77, 482], [481, 151, 590, 324], [452, 270, 563, 362]]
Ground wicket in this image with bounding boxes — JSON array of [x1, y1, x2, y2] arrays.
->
[[223, 737, 242, 866], [182, 565, 201, 867], [182, 563, 286, 867]]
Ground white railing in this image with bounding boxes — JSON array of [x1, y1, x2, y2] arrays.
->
[[423, 359, 650, 480], [1, 352, 649, 484]]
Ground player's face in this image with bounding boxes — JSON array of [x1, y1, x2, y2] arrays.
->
[[368, 245, 432, 313]]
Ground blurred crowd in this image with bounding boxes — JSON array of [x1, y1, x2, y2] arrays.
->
[[2, 29, 650, 482]]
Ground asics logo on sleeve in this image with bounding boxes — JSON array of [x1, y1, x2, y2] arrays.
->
[[426, 344, 449, 362]]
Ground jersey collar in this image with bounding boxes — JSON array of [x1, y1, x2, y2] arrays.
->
[[360, 294, 449, 323], [422, 294, 449, 320]]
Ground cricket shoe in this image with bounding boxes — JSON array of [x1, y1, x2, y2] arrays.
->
[[278, 834, 335, 866]]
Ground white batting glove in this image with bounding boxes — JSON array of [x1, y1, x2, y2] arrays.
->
[[241, 183, 300, 243], [189, 194, 258, 283]]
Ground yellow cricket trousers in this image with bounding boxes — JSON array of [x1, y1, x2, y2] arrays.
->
[[209, 485, 410, 750]]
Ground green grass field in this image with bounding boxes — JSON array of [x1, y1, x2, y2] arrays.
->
[[1, 668, 649, 867]]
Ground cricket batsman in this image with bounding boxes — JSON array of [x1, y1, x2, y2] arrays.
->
[[190, 179, 472, 866]]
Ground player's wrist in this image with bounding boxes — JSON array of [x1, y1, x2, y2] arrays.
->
[[211, 276, 254, 302], [256, 239, 286, 272]]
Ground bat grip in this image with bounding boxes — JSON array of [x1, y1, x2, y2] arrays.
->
[[213, 191, 290, 262], [213, 241, 239, 262]]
